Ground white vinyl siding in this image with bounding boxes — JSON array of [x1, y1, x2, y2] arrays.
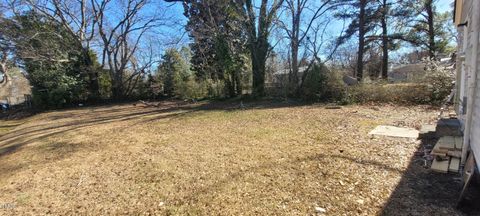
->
[[456, 0, 480, 168], [469, 28, 480, 168]]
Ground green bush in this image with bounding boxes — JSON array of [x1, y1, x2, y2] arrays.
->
[[30, 70, 85, 108], [301, 63, 346, 102], [98, 70, 112, 99], [175, 78, 209, 100], [11, 11, 91, 108]]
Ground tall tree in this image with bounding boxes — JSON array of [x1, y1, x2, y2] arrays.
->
[[0, 17, 15, 87], [356, 0, 367, 81], [402, 0, 453, 59], [91, 0, 162, 99], [167, 0, 283, 96], [279, 0, 336, 95], [178, 0, 247, 97], [241, 0, 284, 96], [3, 11, 91, 107], [157, 48, 191, 96], [374, 0, 405, 79], [424, 0, 435, 58], [379, 0, 388, 79], [333, 0, 379, 81]]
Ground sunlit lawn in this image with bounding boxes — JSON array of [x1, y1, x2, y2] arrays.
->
[[0, 100, 453, 215]]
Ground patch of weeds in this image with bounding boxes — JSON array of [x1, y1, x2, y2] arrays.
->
[[358, 119, 382, 129], [16, 193, 30, 205]]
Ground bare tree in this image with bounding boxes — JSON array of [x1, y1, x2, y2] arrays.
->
[[278, 0, 338, 95], [91, 0, 164, 99], [165, 0, 284, 96], [241, 0, 284, 96]]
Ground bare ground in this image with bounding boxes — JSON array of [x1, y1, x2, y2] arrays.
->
[[0, 100, 475, 215]]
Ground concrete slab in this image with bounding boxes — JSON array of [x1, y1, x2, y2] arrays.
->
[[368, 125, 419, 138], [419, 124, 437, 139], [420, 124, 436, 133]]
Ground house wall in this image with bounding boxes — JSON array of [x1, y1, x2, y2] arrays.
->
[[455, 0, 480, 167], [388, 64, 426, 83], [0, 73, 31, 106]]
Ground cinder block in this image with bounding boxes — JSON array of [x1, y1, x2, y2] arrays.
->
[[436, 119, 462, 137]]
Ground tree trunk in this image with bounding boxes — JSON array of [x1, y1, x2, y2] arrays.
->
[[251, 40, 268, 97], [225, 74, 236, 98], [244, 0, 283, 97], [0, 62, 10, 87], [74, 39, 100, 101], [234, 70, 242, 96], [381, 0, 389, 80], [111, 85, 124, 100], [290, 5, 300, 95], [290, 43, 299, 93], [111, 70, 124, 100], [356, 0, 367, 81], [252, 52, 266, 97], [426, 0, 436, 59]]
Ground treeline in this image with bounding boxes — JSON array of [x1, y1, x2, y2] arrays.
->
[[169, 0, 454, 98], [0, 0, 455, 108], [1, 1, 166, 108]]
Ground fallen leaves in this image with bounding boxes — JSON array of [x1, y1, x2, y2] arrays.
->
[[0, 101, 458, 215]]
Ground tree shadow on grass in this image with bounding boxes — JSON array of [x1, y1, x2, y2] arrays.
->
[[0, 141, 89, 181], [163, 137, 480, 215], [0, 100, 308, 160]]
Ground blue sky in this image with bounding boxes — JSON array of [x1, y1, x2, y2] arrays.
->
[[0, 0, 457, 64], [437, 0, 455, 13], [164, 0, 456, 58]]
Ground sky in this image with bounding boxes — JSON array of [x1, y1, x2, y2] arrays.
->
[[119, 0, 459, 67], [437, 0, 455, 13], [0, 0, 458, 66]]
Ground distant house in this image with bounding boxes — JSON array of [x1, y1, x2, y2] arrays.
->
[[270, 66, 309, 85], [0, 69, 31, 105], [388, 63, 427, 82], [453, 0, 480, 168]]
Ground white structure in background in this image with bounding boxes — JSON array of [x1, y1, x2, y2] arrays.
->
[[271, 66, 309, 84], [388, 63, 426, 82], [388, 56, 454, 83], [0, 69, 31, 106], [454, 0, 480, 168]]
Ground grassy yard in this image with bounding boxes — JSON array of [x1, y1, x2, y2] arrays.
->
[[0, 120, 26, 139], [0, 100, 467, 215]]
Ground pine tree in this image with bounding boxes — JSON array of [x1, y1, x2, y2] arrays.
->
[[332, 0, 380, 81]]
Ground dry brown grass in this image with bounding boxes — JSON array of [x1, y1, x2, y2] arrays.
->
[[0, 120, 25, 137], [0, 100, 463, 215]]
